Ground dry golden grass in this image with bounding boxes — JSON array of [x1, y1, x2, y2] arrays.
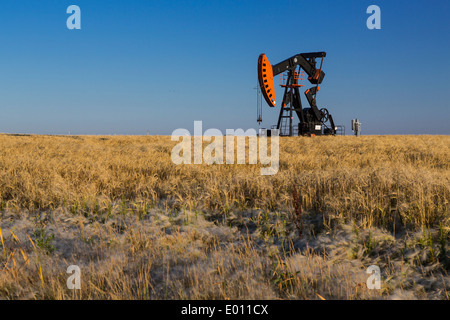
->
[[0, 134, 448, 300], [0, 134, 448, 229]]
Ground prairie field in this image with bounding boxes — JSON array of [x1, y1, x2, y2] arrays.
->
[[0, 134, 448, 300]]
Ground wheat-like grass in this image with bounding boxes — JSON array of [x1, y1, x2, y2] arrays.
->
[[0, 134, 448, 230], [0, 134, 448, 300]]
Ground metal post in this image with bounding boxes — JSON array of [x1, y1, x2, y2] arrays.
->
[[351, 119, 361, 137], [289, 89, 293, 136]]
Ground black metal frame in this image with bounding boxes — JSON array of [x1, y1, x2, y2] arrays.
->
[[271, 52, 336, 136]]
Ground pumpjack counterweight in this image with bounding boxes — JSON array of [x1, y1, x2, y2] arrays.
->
[[257, 52, 336, 136]]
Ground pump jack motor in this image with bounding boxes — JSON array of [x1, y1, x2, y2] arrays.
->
[[257, 52, 337, 136]]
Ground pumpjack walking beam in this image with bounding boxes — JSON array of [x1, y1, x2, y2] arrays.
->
[[271, 52, 326, 85]]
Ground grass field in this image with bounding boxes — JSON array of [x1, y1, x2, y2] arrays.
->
[[0, 134, 448, 299]]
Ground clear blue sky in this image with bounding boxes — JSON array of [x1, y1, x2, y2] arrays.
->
[[0, 0, 449, 135]]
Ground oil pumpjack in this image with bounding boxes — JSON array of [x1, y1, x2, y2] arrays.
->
[[257, 52, 337, 136]]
